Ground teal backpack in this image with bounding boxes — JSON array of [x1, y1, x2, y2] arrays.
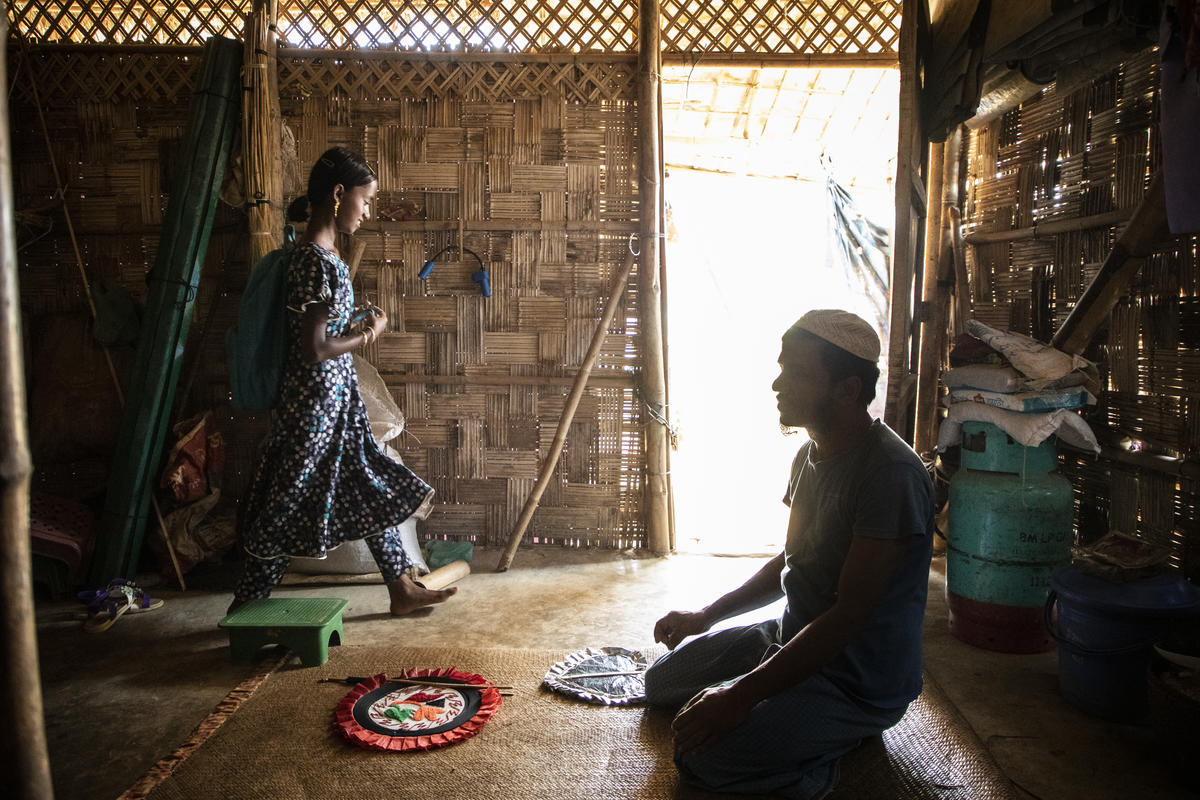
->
[[226, 225, 296, 414]]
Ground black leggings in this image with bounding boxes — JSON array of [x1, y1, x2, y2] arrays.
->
[[233, 528, 414, 601]]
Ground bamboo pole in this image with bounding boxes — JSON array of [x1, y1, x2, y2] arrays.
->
[[361, 220, 641, 234], [638, 0, 672, 555], [378, 373, 636, 389], [0, 28, 54, 800], [963, 208, 1135, 245], [949, 205, 971, 335], [883, 0, 924, 440], [661, 53, 898, 68], [244, 0, 283, 263], [1051, 173, 1168, 355], [914, 128, 963, 455], [913, 140, 945, 456], [496, 252, 637, 572], [657, 76, 676, 553]]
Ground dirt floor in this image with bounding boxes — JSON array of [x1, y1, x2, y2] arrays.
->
[[33, 548, 1199, 799]]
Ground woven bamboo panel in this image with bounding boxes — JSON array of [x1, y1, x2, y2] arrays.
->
[[8, 49, 201, 103], [278, 55, 636, 105], [11, 47, 645, 549], [964, 47, 1200, 577], [279, 65, 643, 548], [10, 1, 898, 55]]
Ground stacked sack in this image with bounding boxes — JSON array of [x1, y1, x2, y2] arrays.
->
[[935, 320, 1101, 455]]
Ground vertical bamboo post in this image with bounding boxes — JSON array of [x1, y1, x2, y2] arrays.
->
[[884, 0, 925, 440], [913, 140, 945, 455], [657, 78, 676, 553], [914, 128, 963, 454], [639, 0, 671, 555], [0, 29, 54, 800], [912, 131, 950, 455], [244, 0, 283, 263]]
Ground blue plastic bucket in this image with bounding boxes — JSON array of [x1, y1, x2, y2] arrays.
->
[[1046, 566, 1200, 722]]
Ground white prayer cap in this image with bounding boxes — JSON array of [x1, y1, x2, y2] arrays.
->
[[788, 309, 881, 363]]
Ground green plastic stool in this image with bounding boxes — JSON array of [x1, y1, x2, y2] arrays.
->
[[218, 597, 348, 667]]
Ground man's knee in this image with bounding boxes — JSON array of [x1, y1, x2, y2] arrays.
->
[[642, 653, 681, 709]]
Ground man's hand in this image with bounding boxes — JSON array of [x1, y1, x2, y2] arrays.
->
[[653, 610, 710, 650], [672, 684, 753, 754]]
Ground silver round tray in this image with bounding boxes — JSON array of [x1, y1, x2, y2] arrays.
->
[[542, 646, 650, 705]]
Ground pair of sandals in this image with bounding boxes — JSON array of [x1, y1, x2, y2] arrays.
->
[[77, 578, 164, 633]]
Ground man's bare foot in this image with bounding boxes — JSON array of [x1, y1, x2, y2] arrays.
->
[[388, 574, 457, 616]]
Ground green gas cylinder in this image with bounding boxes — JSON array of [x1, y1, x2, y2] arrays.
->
[[947, 421, 1074, 653]]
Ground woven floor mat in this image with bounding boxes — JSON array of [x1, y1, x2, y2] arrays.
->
[[125, 645, 1016, 800]]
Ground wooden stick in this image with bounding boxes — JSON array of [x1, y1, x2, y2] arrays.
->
[[558, 670, 646, 680], [323, 677, 512, 690], [496, 251, 636, 572]]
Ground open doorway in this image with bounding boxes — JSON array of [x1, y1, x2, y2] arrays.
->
[[663, 66, 899, 554]]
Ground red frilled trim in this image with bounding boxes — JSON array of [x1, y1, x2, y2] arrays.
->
[[334, 667, 502, 752]]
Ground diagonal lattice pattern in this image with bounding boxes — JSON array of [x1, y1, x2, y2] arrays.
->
[[9, 1, 898, 55], [661, 0, 899, 55]]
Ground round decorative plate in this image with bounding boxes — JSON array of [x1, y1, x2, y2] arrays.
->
[[542, 647, 649, 705], [334, 668, 501, 751]]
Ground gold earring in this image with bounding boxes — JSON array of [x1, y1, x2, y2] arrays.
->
[[333, 199, 340, 218]]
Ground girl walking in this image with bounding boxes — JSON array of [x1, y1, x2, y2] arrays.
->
[[230, 147, 454, 615]]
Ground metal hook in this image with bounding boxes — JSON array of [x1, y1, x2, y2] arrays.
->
[[628, 233, 641, 256]]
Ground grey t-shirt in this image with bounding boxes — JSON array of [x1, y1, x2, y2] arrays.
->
[[780, 420, 934, 709]]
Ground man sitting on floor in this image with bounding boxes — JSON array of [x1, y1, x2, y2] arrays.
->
[[644, 309, 935, 799]]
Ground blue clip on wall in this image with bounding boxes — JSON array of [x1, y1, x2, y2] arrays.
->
[[420, 245, 489, 297]]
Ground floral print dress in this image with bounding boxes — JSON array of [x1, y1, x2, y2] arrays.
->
[[239, 241, 434, 561]]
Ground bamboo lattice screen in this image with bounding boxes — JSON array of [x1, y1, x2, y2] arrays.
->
[[10, 1, 899, 55], [962, 48, 1200, 578]]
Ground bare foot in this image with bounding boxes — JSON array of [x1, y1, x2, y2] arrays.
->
[[388, 574, 457, 616]]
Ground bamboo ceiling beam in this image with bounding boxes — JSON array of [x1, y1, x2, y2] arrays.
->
[[19, 45, 895, 70], [279, 48, 638, 63], [639, 0, 671, 556], [360, 220, 641, 234], [378, 373, 637, 389], [662, 53, 897, 68]]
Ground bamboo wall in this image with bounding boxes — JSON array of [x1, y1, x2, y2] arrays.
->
[[10, 48, 646, 548], [8, 0, 903, 553], [962, 48, 1200, 577]]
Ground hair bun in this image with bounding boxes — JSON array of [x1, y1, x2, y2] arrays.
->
[[286, 195, 311, 222]]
